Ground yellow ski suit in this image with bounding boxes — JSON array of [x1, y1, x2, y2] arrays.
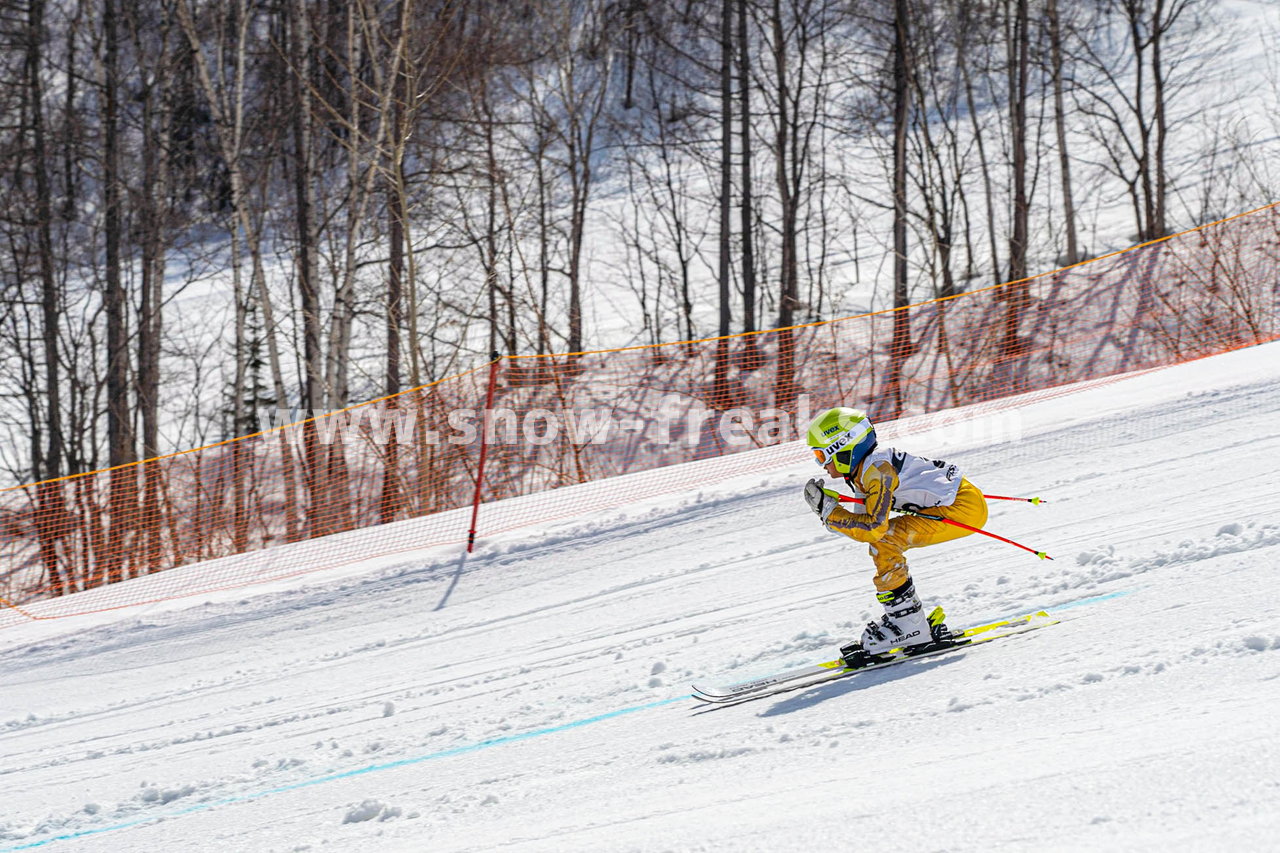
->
[[822, 455, 989, 592]]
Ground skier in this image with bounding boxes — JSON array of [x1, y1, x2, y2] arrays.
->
[[801, 406, 989, 659]]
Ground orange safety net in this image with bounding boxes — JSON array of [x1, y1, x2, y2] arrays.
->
[[3, 203, 1279, 626]]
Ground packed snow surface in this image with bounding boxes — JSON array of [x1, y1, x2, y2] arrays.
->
[[3, 342, 1280, 852]]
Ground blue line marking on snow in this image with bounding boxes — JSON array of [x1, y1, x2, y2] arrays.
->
[[1053, 588, 1134, 611], [982, 587, 1133, 625], [0, 695, 685, 851], [1, 588, 1136, 850]]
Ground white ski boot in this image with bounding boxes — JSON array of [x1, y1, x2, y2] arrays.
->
[[842, 580, 945, 660]]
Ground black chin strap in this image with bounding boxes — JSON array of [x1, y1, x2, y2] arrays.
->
[[842, 440, 878, 488]]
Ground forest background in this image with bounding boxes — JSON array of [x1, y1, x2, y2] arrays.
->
[[2, 0, 1278, 492]]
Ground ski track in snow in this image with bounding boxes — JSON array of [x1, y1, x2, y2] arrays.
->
[[2, 343, 1280, 851]]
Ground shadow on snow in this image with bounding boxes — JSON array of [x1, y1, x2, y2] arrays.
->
[[756, 654, 968, 717]]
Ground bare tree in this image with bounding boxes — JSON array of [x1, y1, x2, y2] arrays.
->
[[124, 0, 181, 570], [18, 0, 70, 595], [177, 0, 281, 551], [737, 0, 761, 366], [283, 0, 327, 535], [1046, 0, 1079, 265], [993, 0, 1034, 384], [550, 3, 614, 355], [1075, 0, 1216, 242], [714, 0, 734, 406], [1006, 0, 1030, 285], [885, 0, 912, 418], [907, 1, 969, 301], [754, 0, 845, 408], [956, 0, 1002, 284], [101, 0, 137, 585]]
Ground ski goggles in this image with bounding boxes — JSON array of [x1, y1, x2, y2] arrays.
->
[[813, 446, 853, 468], [811, 425, 872, 469]]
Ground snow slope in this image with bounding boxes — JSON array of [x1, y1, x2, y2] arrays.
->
[[2, 342, 1280, 852]]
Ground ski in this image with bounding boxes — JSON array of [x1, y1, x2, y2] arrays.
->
[[691, 610, 1057, 705]]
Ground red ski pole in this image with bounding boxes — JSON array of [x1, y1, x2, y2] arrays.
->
[[983, 494, 1046, 505], [901, 509, 1052, 560], [835, 494, 1052, 560]]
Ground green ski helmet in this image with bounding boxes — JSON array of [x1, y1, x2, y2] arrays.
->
[[805, 407, 877, 475]]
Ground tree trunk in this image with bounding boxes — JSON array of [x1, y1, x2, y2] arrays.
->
[[289, 0, 327, 536], [887, 0, 913, 420], [103, 0, 136, 584], [1000, 0, 1032, 386], [27, 0, 69, 596], [136, 8, 170, 571], [1047, 0, 1079, 265], [1152, 0, 1169, 239], [483, 78, 501, 357], [738, 0, 760, 369], [771, 0, 799, 410], [381, 80, 406, 526], [1007, 0, 1029, 285], [326, 2, 359, 410], [536, 134, 551, 355], [958, 0, 1000, 284], [1126, 1, 1154, 241], [714, 0, 733, 410], [230, 219, 250, 551], [567, 153, 588, 355]]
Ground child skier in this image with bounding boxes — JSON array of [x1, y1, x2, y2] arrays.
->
[[801, 406, 989, 658]]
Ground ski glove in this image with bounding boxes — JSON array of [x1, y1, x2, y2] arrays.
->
[[822, 460, 897, 543], [803, 478, 840, 525]]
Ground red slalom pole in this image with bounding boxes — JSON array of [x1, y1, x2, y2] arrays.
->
[[835, 494, 1052, 560]]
